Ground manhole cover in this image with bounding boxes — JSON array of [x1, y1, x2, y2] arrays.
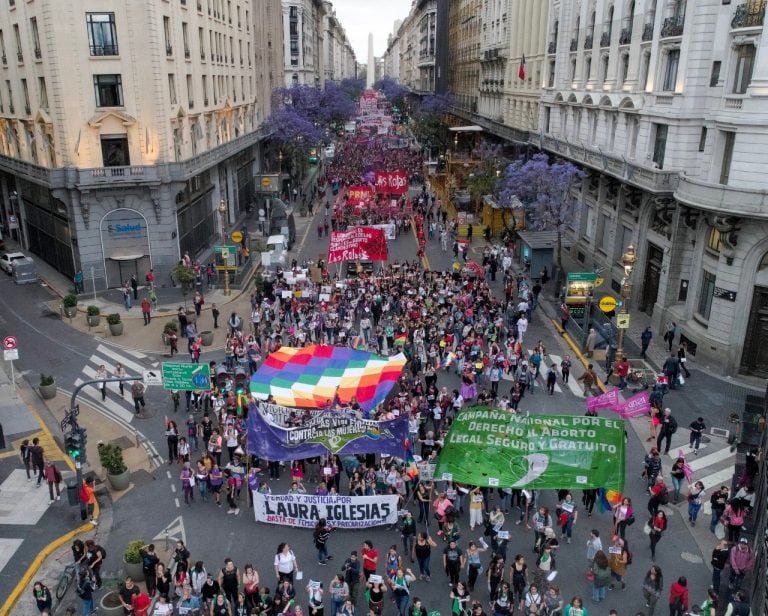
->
[[681, 551, 703, 564]]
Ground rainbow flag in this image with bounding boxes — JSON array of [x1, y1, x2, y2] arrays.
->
[[249, 345, 407, 412], [394, 333, 407, 347]]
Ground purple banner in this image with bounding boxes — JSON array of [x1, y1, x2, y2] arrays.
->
[[613, 390, 652, 418], [247, 408, 408, 461], [585, 387, 621, 412]]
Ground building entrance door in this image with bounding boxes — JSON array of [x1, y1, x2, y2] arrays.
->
[[740, 286, 768, 377], [639, 243, 663, 315]]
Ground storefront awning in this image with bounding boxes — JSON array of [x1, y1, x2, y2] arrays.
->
[[108, 253, 144, 261]]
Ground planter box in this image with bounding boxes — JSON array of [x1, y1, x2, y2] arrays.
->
[[99, 591, 125, 616], [109, 322, 124, 336], [39, 382, 57, 400], [200, 331, 214, 346], [107, 469, 130, 491], [123, 557, 145, 582], [63, 306, 78, 318], [87, 315, 100, 327]]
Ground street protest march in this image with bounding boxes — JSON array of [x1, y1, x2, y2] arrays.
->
[[253, 492, 399, 529], [327, 226, 389, 263]]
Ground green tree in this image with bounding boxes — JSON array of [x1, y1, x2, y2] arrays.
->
[[172, 263, 197, 308]]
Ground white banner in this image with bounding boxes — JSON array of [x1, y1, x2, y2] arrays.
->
[[253, 492, 399, 529]]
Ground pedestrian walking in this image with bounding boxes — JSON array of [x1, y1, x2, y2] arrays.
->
[[607, 536, 628, 590], [96, 364, 108, 401], [545, 363, 558, 394], [194, 291, 204, 317], [43, 460, 62, 503], [342, 551, 361, 605], [677, 342, 691, 378], [114, 362, 127, 397], [591, 551, 611, 603], [640, 327, 653, 357], [212, 303, 220, 329], [577, 364, 598, 397], [641, 565, 663, 616], [20, 438, 32, 480], [561, 355, 571, 383], [32, 580, 52, 613], [180, 462, 194, 505], [612, 497, 634, 539], [79, 476, 97, 524], [648, 511, 667, 560], [689, 417, 706, 454], [314, 518, 334, 565], [584, 328, 597, 357], [728, 538, 755, 591], [131, 274, 139, 300], [687, 481, 705, 525], [663, 352, 681, 389], [30, 437, 45, 486], [131, 380, 146, 414], [668, 576, 688, 616], [73, 269, 84, 294], [141, 296, 152, 325], [655, 408, 678, 455]]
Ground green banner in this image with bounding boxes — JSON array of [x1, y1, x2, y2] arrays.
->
[[434, 408, 625, 491]]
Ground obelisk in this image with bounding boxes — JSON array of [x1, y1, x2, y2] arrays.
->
[[366, 32, 375, 88]]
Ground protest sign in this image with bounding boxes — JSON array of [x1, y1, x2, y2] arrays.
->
[[253, 492, 399, 529], [614, 390, 652, 418], [435, 407, 625, 491], [327, 227, 388, 263], [374, 170, 409, 195], [585, 388, 621, 412]]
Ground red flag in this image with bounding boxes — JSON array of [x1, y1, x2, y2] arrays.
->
[[518, 54, 526, 80]]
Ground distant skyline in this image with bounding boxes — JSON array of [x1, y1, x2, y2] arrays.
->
[[329, 0, 412, 60]]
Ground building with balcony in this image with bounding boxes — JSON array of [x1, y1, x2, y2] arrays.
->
[[540, 0, 768, 376], [320, 2, 356, 84], [282, 0, 323, 86], [0, 0, 284, 288], [383, 0, 449, 95], [448, 0, 482, 114]]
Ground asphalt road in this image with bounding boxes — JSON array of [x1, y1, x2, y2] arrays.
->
[[0, 196, 716, 615]]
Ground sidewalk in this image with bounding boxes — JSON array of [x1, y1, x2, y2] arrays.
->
[[0, 355, 159, 615]]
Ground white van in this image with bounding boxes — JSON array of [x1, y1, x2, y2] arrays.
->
[[12, 257, 39, 284]]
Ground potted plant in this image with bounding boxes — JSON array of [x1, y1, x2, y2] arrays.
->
[[38, 374, 56, 400], [199, 330, 214, 346], [98, 442, 130, 491], [106, 313, 123, 336], [123, 539, 145, 582], [86, 305, 101, 327], [62, 294, 78, 318]]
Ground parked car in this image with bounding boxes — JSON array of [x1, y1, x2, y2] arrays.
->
[[0, 251, 25, 274]]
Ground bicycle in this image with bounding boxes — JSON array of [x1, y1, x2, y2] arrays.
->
[[55, 561, 92, 600]]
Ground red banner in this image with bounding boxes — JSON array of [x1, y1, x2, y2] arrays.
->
[[374, 170, 409, 195], [327, 227, 389, 263], [347, 185, 373, 206]]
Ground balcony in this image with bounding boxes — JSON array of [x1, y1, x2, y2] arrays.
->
[[732, 0, 766, 28], [619, 27, 632, 44], [16, 51, 23, 62], [166, 45, 173, 56], [34, 46, 41, 59], [724, 97, 744, 110], [660, 15, 685, 38], [539, 134, 679, 193], [548, 40, 557, 54], [184, 48, 190, 59], [584, 34, 594, 49], [675, 174, 768, 218], [600, 30, 611, 47], [642, 22, 654, 41], [570, 38, 578, 51]]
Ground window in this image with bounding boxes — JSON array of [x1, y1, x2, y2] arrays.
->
[[101, 136, 130, 167], [548, 60, 555, 86], [710, 61, 721, 87], [570, 58, 577, 80], [38, 76, 47, 109], [601, 55, 609, 82], [641, 52, 651, 89], [186, 74, 194, 108], [707, 227, 722, 252], [30, 17, 41, 58], [598, 213, 611, 251], [698, 126, 707, 152], [289, 6, 297, 18], [619, 54, 629, 85], [544, 106, 551, 132], [652, 123, 668, 168], [86, 13, 118, 56], [719, 131, 735, 184], [202, 74, 208, 104], [168, 73, 177, 104], [662, 48, 679, 91], [5, 80, 13, 113], [615, 225, 632, 261], [697, 270, 716, 320], [93, 74, 123, 107], [0, 30, 6, 63], [584, 56, 592, 80], [199, 27, 205, 59], [164, 16, 172, 55], [182, 22, 190, 58], [21, 78, 29, 113], [13, 24, 22, 62], [733, 44, 755, 94]]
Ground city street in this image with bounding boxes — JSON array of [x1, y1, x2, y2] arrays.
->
[[0, 188, 737, 615]]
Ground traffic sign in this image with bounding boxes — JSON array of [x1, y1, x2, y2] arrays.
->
[[142, 369, 163, 386], [161, 362, 211, 391], [598, 296, 618, 313], [616, 313, 631, 329], [231, 231, 243, 243], [3, 336, 17, 350], [3, 348, 18, 361]]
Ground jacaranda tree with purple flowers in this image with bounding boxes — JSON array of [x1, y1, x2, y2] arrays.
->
[[499, 153, 586, 286]]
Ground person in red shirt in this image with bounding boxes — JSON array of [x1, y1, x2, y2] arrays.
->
[[668, 576, 688, 616], [615, 357, 631, 389], [362, 540, 378, 581]]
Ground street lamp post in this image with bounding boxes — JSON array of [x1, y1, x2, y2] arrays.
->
[[615, 244, 637, 360], [218, 198, 231, 296]]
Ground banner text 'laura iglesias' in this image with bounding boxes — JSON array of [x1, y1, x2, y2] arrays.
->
[[253, 492, 399, 529], [435, 408, 626, 491]]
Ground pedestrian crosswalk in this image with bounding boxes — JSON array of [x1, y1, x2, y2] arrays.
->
[[500, 350, 584, 397], [74, 344, 158, 425], [660, 429, 737, 494]]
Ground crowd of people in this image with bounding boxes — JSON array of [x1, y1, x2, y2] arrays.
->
[[46, 101, 759, 616]]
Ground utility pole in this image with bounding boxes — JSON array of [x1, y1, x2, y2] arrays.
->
[[64, 376, 141, 521]]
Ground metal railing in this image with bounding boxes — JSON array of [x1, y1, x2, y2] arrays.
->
[[619, 27, 632, 44], [732, 0, 766, 28], [642, 22, 654, 40], [660, 14, 685, 37]]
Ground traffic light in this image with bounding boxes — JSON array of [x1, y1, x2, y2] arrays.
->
[[65, 429, 83, 460]]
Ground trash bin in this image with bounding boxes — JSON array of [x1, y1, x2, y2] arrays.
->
[[66, 480, 80, 506]]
